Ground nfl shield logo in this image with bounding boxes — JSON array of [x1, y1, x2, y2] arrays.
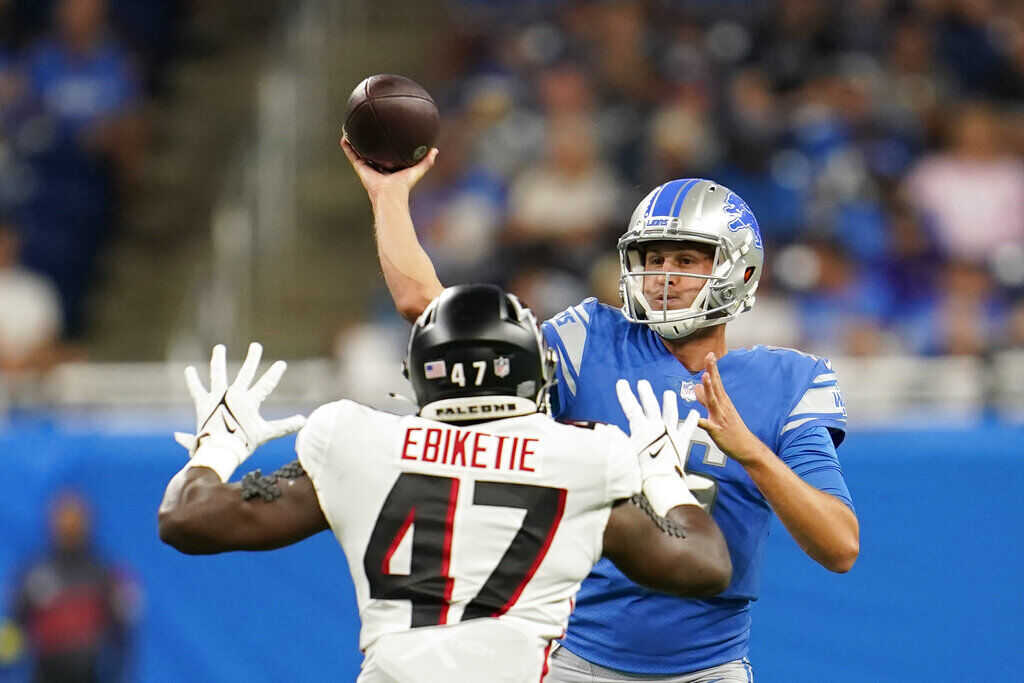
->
[[680, 380, 697, 402], [494, 357, 510, 378]]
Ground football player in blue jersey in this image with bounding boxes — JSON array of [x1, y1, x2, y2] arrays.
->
[[343, 140, 859, 682]]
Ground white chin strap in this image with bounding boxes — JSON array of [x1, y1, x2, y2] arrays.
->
[[419, 396, 539, 422]]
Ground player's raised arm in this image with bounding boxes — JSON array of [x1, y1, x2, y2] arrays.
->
[[341, 137, 444, 322], [158, 343, 327, 554], [602, 380, 732, 598]]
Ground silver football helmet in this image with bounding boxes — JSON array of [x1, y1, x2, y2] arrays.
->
[[618, 178, 764, 340]]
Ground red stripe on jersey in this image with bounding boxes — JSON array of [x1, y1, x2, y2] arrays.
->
[[539, 640, 554, 681], [381, 506, 416, 576], [494, 488, 567, 616], [437, 478, 460, 625]]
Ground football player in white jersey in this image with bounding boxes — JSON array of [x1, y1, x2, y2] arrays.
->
[[159, 284, 732, 682]]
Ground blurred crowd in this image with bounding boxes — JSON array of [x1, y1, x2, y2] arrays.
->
[[396, 0, 1024, 359], [0, 0, 184, 374]]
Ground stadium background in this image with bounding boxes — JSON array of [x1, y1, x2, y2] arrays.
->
[[1, 0, 1022, 680]]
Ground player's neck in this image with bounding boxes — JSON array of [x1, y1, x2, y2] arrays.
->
[[659, 324, 727, 374]]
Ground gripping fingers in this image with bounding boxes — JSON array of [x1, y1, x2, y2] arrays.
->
[[340, 137, 362, 164], [615, 379, 643, 424], [252, 360, 287, 403]]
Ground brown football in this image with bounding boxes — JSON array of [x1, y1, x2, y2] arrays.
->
[[342, 74, 439, 173]]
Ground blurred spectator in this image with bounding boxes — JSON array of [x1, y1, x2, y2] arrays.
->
[[106, 0, 182, 93], [334, 314, 409, 409], [10, 491, 138, 682], [884, 18, 950, 125], [505, 115, 622, 274], [936, 0, 1011, 97], [0, 0, 12, 52], [586, 251, 621, 308], [24, 0, 143, 183], [787, 241, 894, 356], [505, 264, 588, 322], [900, 259, 1008, 356], [0, 220, 62, 373], [409, 124, 506, 283], [903, 104, 1024, 264], [15, 0, 144, 338], [1007, 299, 1024, 350], [883, 202, 943, 310], [644, 90, 720, 182]]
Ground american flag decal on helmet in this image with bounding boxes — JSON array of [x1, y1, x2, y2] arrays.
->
[[424, 360, 447, 379]]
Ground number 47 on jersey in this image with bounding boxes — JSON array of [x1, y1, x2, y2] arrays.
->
[[364, 472, 566, 627]]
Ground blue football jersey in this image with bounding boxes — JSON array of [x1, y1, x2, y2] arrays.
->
[[542, 298, 853, 674]]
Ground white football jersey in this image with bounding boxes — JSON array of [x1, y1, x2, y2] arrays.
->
[[296, 400, 640, 681]]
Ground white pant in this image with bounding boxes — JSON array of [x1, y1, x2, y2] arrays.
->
[[358, 620, 550, 683]]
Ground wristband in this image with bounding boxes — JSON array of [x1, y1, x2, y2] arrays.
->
[[187, 440, 245, 483], [643, 475, 700, 518]]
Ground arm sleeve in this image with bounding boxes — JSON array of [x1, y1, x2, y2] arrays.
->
[[542, 298, 598, 418], [777, 423, 855, 512]]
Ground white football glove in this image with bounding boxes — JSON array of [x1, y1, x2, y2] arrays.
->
[[175, 343, 306, 482], [616, 379, 701, 517]]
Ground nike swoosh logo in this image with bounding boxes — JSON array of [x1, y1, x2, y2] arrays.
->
[[638, 431, 667, 456]]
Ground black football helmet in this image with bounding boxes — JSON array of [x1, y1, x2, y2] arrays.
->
[[404, 284, 556, 422]]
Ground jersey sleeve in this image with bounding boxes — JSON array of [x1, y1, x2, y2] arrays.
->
[[542, 298, 599, 417], [780, 357, 847, 447], [776, 423, 855, 511], [295, 401, 342, 481], [599, 425, 642, 502]]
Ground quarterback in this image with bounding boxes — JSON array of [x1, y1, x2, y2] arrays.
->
[[344, 141, 859, 681], [158, 285, 732, 681]]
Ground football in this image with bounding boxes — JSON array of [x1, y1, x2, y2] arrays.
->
[[342, 74, 440, 173]]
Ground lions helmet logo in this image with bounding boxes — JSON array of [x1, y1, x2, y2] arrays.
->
[[724, 191, 763, 250]]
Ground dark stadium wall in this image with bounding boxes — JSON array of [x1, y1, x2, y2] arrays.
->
[[1, 421, 1020, 681]]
